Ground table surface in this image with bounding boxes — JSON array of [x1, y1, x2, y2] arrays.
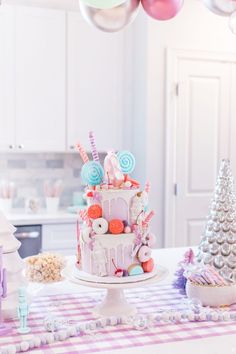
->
[[33, 247, 235, 354], [4, 247, 236, 354]]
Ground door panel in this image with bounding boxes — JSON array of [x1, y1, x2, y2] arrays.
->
[[174, 58, 231, 246]]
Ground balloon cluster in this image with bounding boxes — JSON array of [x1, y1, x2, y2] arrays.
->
[[78, 0, 236, 34], [79, 0, 184, 32], [202, 0, 236, 34]]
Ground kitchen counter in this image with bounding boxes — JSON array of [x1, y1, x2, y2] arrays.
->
[[5, 210, 79, 226]]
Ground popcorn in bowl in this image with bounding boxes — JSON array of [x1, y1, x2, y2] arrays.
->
[[25, 253, 66, 283]]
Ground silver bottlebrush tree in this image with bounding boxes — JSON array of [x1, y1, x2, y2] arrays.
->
[[197, 159, 236, 283]]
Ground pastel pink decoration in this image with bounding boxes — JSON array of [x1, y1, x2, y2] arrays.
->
[[92, 218, 108, 235], [141, 0, 184, 21], [124, 226, 131, 234], [89, 131, 100, 162], [76, 221, 81, 243], [104, 152, 124, 188], [79, 209, 88, 222], [145, 233, 156, 247], [187, 265, 227, 286], [137, 245, 152, 262], [79, 209, 91, 226], [144, 181, 150, 194], [103, 198, 128, 222], [76, 142, 89, 164], [143, 211, 155, 225]]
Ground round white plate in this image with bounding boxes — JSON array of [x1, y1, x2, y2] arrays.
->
[[74, 266, 159, 284], [63, 261, 168, 288]]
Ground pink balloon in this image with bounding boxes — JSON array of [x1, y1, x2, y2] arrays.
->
[[141, 0, 184, 20]]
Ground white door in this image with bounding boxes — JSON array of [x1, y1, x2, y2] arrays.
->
[[166, 53, 232, 247], [14, 6, 66, 152], [0, 6, 15, 151], [67, 12, 124, 152]]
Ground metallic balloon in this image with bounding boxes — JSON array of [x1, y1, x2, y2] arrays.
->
[[141, 0, 184, 21], [229, 11, 236, 34], [79, 0, 140, 33], [81, 0, 126, 9], [203, 0, 236, 17]]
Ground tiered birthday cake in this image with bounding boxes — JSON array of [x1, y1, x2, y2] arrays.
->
[[76, 132, 156, 278]]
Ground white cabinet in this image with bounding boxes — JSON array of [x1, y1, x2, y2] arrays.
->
[[0, 6, 15, 151], [0, 6, 128, 153], [15, 6, 66, 152], [67, 12, 124, 152], [42, 223, 77, 255], [0, 5, 66, 152]]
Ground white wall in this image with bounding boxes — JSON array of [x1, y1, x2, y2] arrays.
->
[[133, 0, 236, 247]]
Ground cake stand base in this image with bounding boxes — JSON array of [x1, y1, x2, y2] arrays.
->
[[62, 263, 168, 317], [93, 289, 137, 317]]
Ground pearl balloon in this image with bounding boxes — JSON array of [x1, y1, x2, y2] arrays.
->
[[202, 0, 236, 17], [81, 0, 126, 9], [141, 0, 184, 21], [79, 0, 140, 33]]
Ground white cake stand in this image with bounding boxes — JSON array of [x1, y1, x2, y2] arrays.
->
[[62, 264, 168, 317]]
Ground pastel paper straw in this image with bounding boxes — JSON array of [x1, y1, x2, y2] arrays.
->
[[76, 143, 89, 164], [145, 181, 150, 194], [144, 211, 155, 224], [89, 131, 100, 162], [79, 209, 88, 222], [206, 266, 227, 285], [76, 221, 80, 244]]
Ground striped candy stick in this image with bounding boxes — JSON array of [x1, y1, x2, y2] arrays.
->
[[89, 131, 100, 162], [144, 181, 150, 194], [79, 209, 92, 227], [76, 220, 81, 244], [143, 211, 155, 225], [79, 209, 87, 222], [76, 142, 89, 164]]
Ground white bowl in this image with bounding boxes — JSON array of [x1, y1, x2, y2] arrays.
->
[[186, 279, 236, 307]]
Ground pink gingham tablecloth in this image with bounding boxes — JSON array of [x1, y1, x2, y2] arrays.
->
[[1, 284, 236, 353]]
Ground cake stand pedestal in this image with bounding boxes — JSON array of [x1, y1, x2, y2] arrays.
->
[[94, 288, 137, 317], [62, 265, 168, 317]]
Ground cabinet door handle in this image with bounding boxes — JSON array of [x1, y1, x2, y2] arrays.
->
[[18, 144, 24, 149], [9, 144, 15, 150], [70, 145, 75, 150], [15, 231, 40, 239]]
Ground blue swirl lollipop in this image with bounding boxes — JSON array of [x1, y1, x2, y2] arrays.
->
[[81, 161, 104, 186], [117, 150, 136, 174]]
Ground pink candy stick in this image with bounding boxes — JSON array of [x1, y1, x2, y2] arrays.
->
[[190, 274, 206, 285], [89, 131, 99, 162], [202, 271, 216, 285], [144, 211, 155, 224], [76, 143, 89, 164], [144, 181, 150, 194], [76, 221, 80, 244], [79, 209, 88, 222], [207, 266, 227, 285]]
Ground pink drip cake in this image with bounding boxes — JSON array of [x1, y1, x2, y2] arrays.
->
[[76, 132, 156, 278]]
